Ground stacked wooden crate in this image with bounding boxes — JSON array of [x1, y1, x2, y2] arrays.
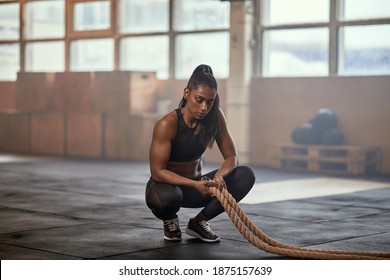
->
[[270, 143, 382, 175], [0, 71, 158, 160]]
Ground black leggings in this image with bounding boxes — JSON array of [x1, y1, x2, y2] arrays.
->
[[145, 165, 255, 221]]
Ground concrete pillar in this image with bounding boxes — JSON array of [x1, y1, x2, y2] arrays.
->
[[226, 2, 253, 163]]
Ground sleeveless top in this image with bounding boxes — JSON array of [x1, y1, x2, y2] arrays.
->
[[169, 108, 207, 162]]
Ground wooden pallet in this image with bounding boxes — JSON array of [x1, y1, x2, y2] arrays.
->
[[270, 144, 382, 175]]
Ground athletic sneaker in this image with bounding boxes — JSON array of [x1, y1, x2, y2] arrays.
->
[[185, 218, 220, 242], [163, 216, 182, 241]]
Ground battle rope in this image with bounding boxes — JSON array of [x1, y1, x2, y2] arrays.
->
[[209, 185, 390, 260]]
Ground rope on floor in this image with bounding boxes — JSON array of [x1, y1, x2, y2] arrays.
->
[[210, 186, 390, 260]]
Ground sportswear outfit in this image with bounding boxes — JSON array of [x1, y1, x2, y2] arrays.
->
[[145, 109, 255, 241]]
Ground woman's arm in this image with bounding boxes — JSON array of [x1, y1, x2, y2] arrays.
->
[[149, 113, 213, 195], [214, 109, 239, 187]]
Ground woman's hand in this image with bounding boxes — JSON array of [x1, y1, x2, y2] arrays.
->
[[195, 178, 217, 197], [213, 174, 227, 191]]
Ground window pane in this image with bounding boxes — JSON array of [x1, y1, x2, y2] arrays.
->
[[120, 36, 169, 79], [74, 1, 110, 31], [264, 0, 329, 25], [341, 0, 390, 20], [263, 28, 329, 77], [175, 32, 229, 79], [174, 0, 230, 31], [24, 0, 64, 39], [0, 3, 19, 40], [0, 43, 19, 81], [70, 39, 114, 71], [119, 0, 168, 33], [25, 41, 64, 72], [339, 25, 390, 75]]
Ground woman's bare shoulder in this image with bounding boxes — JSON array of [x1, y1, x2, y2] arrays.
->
[[153, 110, 179, 139], [156, 110, 177, 127]]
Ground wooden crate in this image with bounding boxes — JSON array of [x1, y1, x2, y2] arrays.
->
[[270, 144, 382, 175]]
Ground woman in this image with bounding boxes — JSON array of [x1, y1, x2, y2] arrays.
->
[[145, 64, 255, 243]]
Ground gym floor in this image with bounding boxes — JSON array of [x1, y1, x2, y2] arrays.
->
[[0, 154, 389, 260]]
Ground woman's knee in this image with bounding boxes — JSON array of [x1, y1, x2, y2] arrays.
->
[[233, 165, 256, 185], [226, 165, 255, 200], [145, 182, 183, 220]]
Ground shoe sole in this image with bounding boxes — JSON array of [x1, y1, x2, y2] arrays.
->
[[164, 236, 182, 241], [185, 228, 221, 243]]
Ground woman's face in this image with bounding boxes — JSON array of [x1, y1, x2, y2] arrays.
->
[[184, 85, 216, 120]]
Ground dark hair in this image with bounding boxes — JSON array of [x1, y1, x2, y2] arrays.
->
[[178, 64, 220, 148]]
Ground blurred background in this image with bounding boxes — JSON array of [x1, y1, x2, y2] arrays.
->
[[0, 0, 389, 175]]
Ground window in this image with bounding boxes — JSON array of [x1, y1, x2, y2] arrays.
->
[[339, 25, 390, 75], [0, 0, 228, 81], [173, 0, 230, 78], [24, 0, 65, 39], [70, 38, 114, 71], [263, 28, 328, 77], [175, 32, 230, 79], [264, 0, 329, 25], [341, 0, 390, 20], [338, 0, 390, 75], [261, 0, 330, 77], [120, 36, 169, 79], [119, 0, 169, 33], [0, 2, 19, 81], [74, 1, 110, 31], [23, 0, 65, 75], [118, 0, 169, 78], [0, 2, 19, 40], [25, 41, 65, 72], [258, 0, 390, 76], [174, 0, 230, 31], [0, 44, 19, 81]]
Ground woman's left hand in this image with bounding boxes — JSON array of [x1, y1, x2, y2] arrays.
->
[[213, 174, 227, 191]]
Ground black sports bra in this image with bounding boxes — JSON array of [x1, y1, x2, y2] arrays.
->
[[169, 109, 207, 162]]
